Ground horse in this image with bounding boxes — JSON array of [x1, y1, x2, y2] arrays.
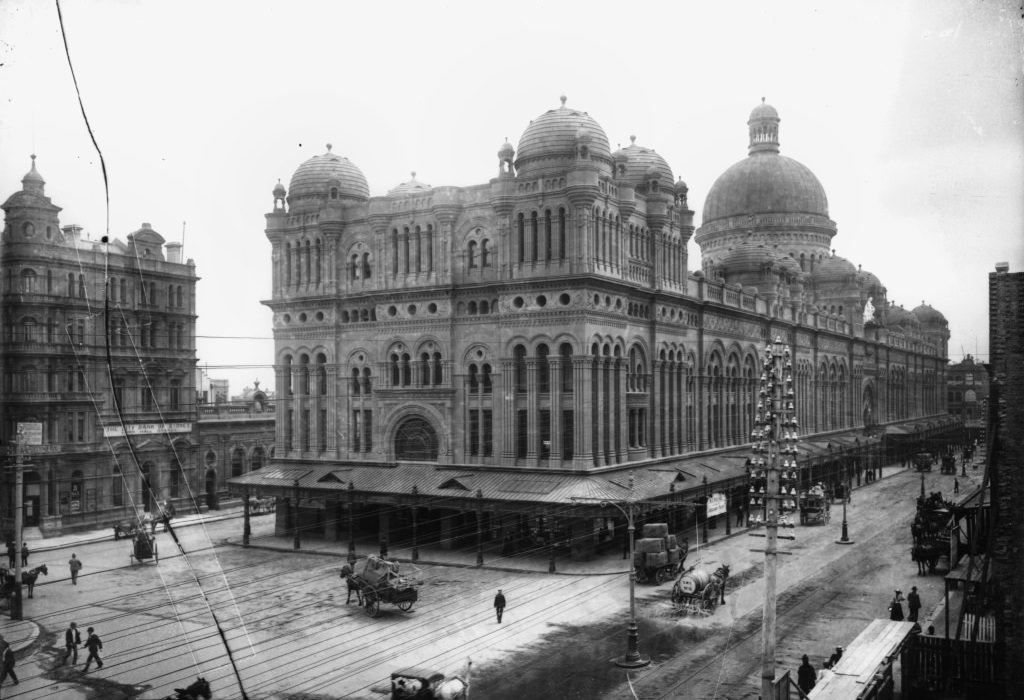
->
[[164, 677, 211, 700], [23, 564, 47, 598], [435, 676, 468, 700]]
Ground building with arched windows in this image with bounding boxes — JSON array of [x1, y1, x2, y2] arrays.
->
[[231, 98, 956, 558], [0, 157, 199, 536]]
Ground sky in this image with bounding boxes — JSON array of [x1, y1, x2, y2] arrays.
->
[[2, 0, 1022, 395]]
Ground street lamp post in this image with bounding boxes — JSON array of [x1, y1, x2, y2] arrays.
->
[[701, 475, 709, 544], [572, 474, 650, 669], [411, 485, 419, 562], [347, 481, 356, 564], [837, 452, 854, 545], [243, 488, 251, 547]]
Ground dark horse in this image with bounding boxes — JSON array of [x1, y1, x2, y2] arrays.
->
[[0, 564, 48, 598], [164, 677, 211, 700]]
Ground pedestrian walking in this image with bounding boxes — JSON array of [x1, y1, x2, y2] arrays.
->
[[908, 586, 922, 622], [494, 589, 506, 623], [64, 621, 81, 665], [889, 589, 905, 621], [797, 654, 816, 693], [83, 627, 103, 671], [68, 553, 83, 585], [0, 635, 18, 686], [954, 478, 960, 495], [20, 542, 28, 567]]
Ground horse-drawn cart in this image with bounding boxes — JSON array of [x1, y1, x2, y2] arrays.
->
[[671, 564, 730, 616], [799, 485, 831, 525], [347, 555, 422, 617], [129, 530, 159, 565], [391, 666, 469, 699]]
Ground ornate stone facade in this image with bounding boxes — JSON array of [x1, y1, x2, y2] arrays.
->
[[0, 158, 199, 535]]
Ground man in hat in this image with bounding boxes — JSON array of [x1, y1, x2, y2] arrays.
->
[[826, 646, 843, 669], [494, 589, 506, 623], [797, 654, 816, 693], [908, 586, 922, 622]]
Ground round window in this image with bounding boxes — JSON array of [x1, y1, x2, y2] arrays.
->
[[315, 311, 324, 321], [299, 312, 307, 322], [428, 303, 437, 313], [204, 450, 217, 467], [536, 295, 547, 307], [388, 306, 397, 317], [513, 297, 525, 309], [282, 314, 291, 323], [559, 293, 571, 306], [408, 304, 417, 315]]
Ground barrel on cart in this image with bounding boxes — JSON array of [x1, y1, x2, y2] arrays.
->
[[671, 563, 730, 616], [347, 555, 423, 617]]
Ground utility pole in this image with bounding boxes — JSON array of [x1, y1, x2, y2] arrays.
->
[[749, 339, 798, 699], [11, 427, 25, 620]]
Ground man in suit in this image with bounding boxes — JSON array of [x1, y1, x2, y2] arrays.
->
[[64, 622, 81, 665], [83, 627, 103, 672], [0, 635, 17, 686], [494, 589, 506, 623]]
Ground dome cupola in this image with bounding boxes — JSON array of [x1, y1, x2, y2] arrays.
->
[[288, 144, 369, 209], [388, 172, 431, 196], [748, 98, 780, 155], [515, 96, 612, 178], [912, 302, 947, 327]]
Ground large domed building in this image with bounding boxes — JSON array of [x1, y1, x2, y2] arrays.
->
[[232, 98, 954, 560]]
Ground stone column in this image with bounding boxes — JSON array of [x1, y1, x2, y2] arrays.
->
[[616, 358, 628, 464], [573, 356, 594, 469]]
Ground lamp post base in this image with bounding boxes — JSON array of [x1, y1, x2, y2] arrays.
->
[[613, 621, 651, 668], [836, 521, 854, 544]]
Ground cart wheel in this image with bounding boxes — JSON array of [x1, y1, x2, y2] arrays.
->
[[634, 568, 648, 584], [396, 600, 414, 612], [364, 595, 380, 617], [655, 568, 668, 584]]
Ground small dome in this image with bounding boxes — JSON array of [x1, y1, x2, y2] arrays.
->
[[812, 253, 858, 284], [272, 180, 286, 197], [912, 302, 947, 326], [884, 304, 920, 330], [498, 140, 515, 157], [720, 242, 774, 274], [515, 96, 611, 177], [749, 99, 779, 122], [857, 267, 885, 294], [288, 144, 369, 203], [388, 172, 431, 196], [611, 136, 673, 188], [674, 178, 689, 196]]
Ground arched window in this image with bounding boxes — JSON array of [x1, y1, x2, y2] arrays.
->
[[432, 352, 443, 385], [468, 240, 477, 268], [112, 464, 124, 507], [20, 269, 36, 293], [514, 345, 527, 392], [481, 239, 490, 267], [362, 253, 371, 279], [517, 214, 525, 263], [530, 211, 539, 261], [170, 379, 180, 410], [391, 354, 400, 386], [361, 368, 372, 394], [420, 353, 431, 386], [401, 353, 411, 386], [299, 355, 310, 395], [537, 344, 550, 393], [391, 229, 399, 274], [352, 368, 362, 395], [283, 355, 293, 396], [544, 210, 552, 260], [317, 354, 327, 395], [395, 416, 439, 460], [468, 364, 479, 392], [231, 448, 245, 477], [560, 343, 573, 392], [482, 363, 493, 393], [252, 447, 265, 470]]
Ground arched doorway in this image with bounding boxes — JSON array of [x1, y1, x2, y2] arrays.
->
[[23, 472, 41, 526], [231, 448, 245, 477], [205, 469, 218, 510], [394, 416, 439, 460]]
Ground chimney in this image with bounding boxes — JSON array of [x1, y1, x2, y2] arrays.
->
[[62, 224, 83, 241], [166, 242, 183, 264], [995, 262, 1010, 273]]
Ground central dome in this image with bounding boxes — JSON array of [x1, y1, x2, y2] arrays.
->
[[515, 96, 611, 177], [701, 101, 830, 225]]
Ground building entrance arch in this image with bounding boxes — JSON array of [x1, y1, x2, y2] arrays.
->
[[394, 416, 439, 461]]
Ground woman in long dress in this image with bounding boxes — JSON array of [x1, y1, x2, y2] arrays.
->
[[889, 589, 905, 621]]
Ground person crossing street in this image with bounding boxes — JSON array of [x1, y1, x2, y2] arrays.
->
[[83, 627, 103, 672]]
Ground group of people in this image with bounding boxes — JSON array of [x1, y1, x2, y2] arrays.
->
[[888, 586, 922, 623], [797, 646, 844, 694], [63, 621, 104, 671], [4, 541, 29, 569]]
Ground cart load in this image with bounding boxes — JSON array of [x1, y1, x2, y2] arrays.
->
[[348, 556, 423, 617], [633, 523, 688, 584], [671, 563, 730, 616], [391, 667, 468, 699]]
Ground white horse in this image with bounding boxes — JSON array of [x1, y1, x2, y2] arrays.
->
[[435, 677, 468, 700]]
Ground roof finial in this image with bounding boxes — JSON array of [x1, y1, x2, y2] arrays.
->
[[559, 95, 567, 107], [762, 96, 766, 104], [630, 135, 636, 144], [411, 171, 416, 179], [326, 143, 333, 152]]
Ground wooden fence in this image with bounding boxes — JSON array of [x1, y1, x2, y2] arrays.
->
[[903, 635, 1001, 698]]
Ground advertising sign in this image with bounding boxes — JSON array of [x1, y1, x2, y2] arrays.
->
[[17, 422, 43, 445], [707, 492, 727, 517], [103, 422, 192, 437]]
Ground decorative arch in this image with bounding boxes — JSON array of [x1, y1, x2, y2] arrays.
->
[[393, 414, 440, 461]]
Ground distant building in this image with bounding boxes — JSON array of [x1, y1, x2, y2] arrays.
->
[[195, 380, 274, 509], [210, 378, 229, 404], [947, 354, 989, 437], [988, 262, 1024, 697], [0, 157, 198, 535]]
